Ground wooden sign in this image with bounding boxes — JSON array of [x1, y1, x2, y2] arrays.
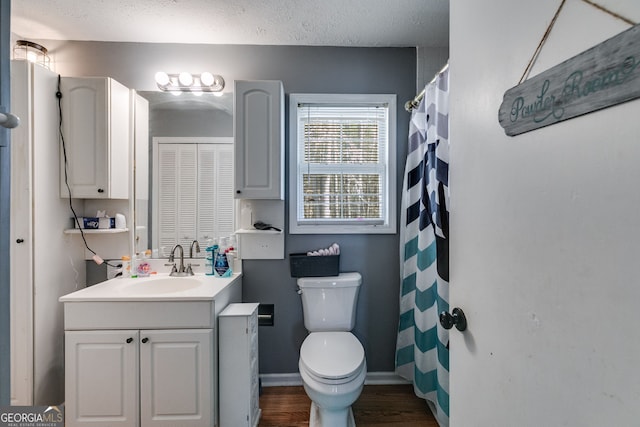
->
[[499, 24, 640, 136]]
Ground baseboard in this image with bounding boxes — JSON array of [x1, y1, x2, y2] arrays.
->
[[364, 371, 411, 385], [260, 371, 410, 388]]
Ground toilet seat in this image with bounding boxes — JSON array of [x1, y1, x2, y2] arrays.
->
[[300, 332, 365, 385]]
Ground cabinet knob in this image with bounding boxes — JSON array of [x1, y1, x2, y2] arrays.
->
[[97, 188, 105, 193], [236, 190, 241, 194], [16, 238, 24, 243], [126, 337, 133, 344], [141, 337, 149, 343]]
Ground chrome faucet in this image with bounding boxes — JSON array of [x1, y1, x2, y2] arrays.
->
[[189, 240, 200, 258], [168, 244, 192, 276]]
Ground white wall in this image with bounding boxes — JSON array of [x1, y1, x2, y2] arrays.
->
[[450, 1, 640, 425]]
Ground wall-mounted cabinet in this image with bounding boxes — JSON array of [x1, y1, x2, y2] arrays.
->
[[60, 76, 130, 199], [234, 80, 284, 200], [234, 81, 285, 259]]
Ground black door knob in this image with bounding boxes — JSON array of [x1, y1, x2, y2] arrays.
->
[[16, 238, 24, 243], [141, 337, 149, 343], [126, 337, 133, 344], [439, 307, 467, 331]]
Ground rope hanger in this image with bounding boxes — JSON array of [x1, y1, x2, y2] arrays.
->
[[518, 0, 637, 84]]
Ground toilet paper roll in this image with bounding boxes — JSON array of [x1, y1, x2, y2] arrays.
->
[[115, 213, 126, 229]]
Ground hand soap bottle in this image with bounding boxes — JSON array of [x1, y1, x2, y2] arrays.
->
[[136, 250, 151, 277]]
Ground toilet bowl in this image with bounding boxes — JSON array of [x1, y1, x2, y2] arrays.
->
[[297, 273, 366, 427], [299, 331, 366, 427]]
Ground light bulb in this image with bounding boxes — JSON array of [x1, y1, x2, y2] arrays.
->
[[200, 72, 215, 86], [154, 71, 170, 87], [178, 72, 193, 87]]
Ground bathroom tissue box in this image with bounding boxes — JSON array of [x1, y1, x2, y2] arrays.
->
[[73, 217, 115, 229], [289, 253, 340, 277]]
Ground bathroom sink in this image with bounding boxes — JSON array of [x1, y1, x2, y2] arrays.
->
[[121, 276, 204, 294], [60, 273, 243, 330]]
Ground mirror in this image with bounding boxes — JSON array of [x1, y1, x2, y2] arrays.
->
[[136, 91, 235, 258]]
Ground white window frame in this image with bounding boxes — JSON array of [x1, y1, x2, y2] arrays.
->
[[289, 93, 397, 234]]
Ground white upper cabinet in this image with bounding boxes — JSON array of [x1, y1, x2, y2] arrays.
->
[[60, 77, 130, 199], [234, 80, 284, 199]]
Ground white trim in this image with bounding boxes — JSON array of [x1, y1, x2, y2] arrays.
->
[[363, 372, 411, 385], [259, 371, 410, 388], [153, 136, 233, 145], [260, 373, 303, 387], [288, 93, 397, 235]]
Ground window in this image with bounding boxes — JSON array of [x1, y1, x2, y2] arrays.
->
[[289, 94, 396, 234]]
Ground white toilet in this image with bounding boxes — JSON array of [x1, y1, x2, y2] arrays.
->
[[297, 272, 367, 427]]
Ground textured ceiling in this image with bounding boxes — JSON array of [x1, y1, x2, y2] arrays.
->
[[11, 0, 449, 47]]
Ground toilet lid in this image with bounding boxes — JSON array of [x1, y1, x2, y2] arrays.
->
[[300, 332, 365, 381]]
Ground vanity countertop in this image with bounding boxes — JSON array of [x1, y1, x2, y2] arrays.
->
[[59, 272, 242, 303]]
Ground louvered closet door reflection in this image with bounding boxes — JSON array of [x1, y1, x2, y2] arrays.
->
[[197, 146, 215, 246], [214, 146, 234, 240], [177, 146, 198, 248], [157, 144, 179, 255], [157, 143, 235, 255]]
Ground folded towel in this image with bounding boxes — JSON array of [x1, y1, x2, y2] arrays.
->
[[307, 243, 340, 256]]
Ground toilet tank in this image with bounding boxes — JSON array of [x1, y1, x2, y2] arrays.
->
[[297, 272, 362, 332]]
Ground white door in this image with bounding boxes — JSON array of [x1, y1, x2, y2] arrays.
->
[[449, 1, 640, 426], [153, 138, 235, 255], [65, 330, 139, 427], [139, 329, 213, 427]]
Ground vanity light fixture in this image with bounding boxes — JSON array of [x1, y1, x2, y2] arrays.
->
[[13, 40, 51, 70], [155, 71, 225, 94]]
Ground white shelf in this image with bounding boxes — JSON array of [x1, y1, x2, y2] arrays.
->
[[235, 228, 282, 235], [64, 228, 129, 235]]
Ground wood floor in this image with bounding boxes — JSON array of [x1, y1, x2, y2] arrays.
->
[[258, 385, 439, 427]]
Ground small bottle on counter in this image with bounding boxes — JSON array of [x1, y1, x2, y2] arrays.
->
[[120, 255, 131, 278]]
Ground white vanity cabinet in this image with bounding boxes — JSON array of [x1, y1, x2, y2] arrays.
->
[[61, 274, 243, 427], [219, 303, 261, 427], [60, 76, 130, 199], [65, 329, 213, 427], [234, 80, 284, 200]]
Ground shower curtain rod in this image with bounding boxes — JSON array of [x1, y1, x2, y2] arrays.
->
[[405, 62, 449, 112]]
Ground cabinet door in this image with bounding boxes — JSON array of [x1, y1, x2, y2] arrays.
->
[[60, 77, 109, 198], [234, 80, 284, 199], [65, 330, 139, 427], [59, 77, 130, 199], [139, 329, 213, 427], [107, 79, 131, 200]]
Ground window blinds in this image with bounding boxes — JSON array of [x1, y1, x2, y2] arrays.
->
[[296, 104, 389, 224]]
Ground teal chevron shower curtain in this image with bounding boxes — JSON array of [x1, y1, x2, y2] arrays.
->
[[396, 65, 450, 427]]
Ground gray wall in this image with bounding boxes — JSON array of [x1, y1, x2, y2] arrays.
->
[[36, 40, 446, 373]]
